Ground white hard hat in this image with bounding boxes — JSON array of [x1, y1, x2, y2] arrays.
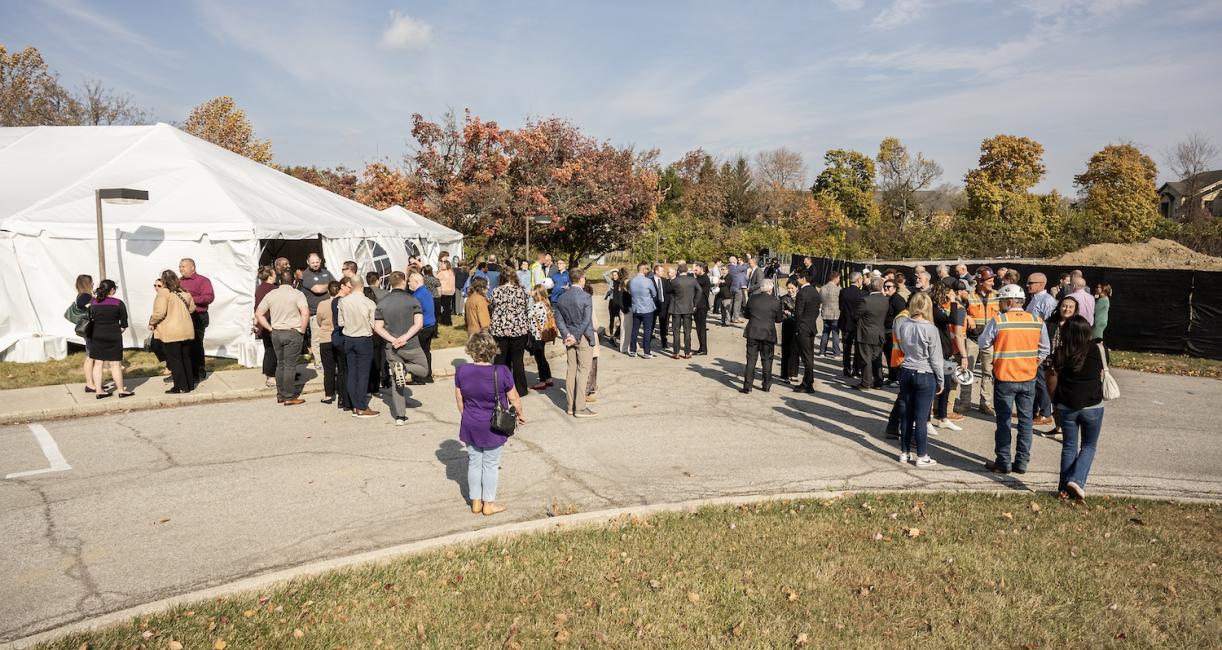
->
[[953, 367, 975, 385], [997, 284, 1025, 301], [542, 277, 555, 290]]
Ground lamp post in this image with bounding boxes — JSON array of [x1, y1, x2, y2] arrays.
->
[[95, 188, 149, 280], [525, 214, 551, 261]]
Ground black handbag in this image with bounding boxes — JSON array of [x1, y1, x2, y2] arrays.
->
[[74, 312, 93, 338], [490, 364, 517, 437]]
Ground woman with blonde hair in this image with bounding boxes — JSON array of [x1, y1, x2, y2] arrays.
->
[[895, 291, 944, 467], [70, 274, 101, 393], [149, 270, 197, 393], [453, 331, 525, 516], [527, 284, 555, 391]]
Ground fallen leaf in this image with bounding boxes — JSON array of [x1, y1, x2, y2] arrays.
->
[[649, 580, 662, 590], [730, 621, 744, 637], [687, 591, 701, 603], [1070, 546, 1080, 558], [873, 532, 884, 541], [243, 609, 255, 618], [784, 588, 800, 602], [417, 622, 425, 641], [1002, 512, 1014, 521], [258, 595, 270, 605], [157, 518, 170, 524], [168, 642, 183, 650], [213, 640, 227, 650], [794, 632, 810, 647], [293, 629, 304, 639], [141, 630, 155, 640], [555, 629, 571, 644], [906, 528, 921, 538], [1029, 502, 1041, 513]]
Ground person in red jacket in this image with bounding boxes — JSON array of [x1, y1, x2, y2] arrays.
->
[[179, 258, 215, 382]]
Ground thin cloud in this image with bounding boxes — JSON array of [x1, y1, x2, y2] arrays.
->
[[870, 0, 930, 30], [43, 0, 175, 58], [830, 0, 866, 10], [380, 10, 433, 50]]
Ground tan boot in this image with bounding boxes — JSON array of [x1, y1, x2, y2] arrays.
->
[[482, 502, 506, 516], [471, 499, 482, 514]]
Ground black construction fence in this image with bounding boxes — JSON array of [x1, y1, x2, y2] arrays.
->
[[786, 254, 1222, 360]]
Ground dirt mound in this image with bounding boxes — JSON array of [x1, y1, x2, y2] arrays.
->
[[1047, 238, 1222, 270]]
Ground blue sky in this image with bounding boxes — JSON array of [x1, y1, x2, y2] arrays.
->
[[5, 0, 1221, 192]]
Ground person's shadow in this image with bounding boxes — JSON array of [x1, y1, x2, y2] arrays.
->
[[435, 439, 469, 504]]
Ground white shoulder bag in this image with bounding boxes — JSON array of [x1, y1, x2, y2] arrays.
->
[[1098, 343, 1120, 401]]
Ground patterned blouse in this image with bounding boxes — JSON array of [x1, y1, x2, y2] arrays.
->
[[423, 275, 441, 298], [489, 284, 530, 337], [529, 299, 551, 340]]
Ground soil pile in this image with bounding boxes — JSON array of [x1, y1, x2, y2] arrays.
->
[[1047, 238, 1222, 270]]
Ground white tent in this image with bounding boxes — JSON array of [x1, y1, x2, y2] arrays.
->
[[0, 123, 433, 362], [380, 205, 464, 266]]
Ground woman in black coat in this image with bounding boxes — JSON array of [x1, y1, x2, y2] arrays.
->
[[88, 279, 134, 398]]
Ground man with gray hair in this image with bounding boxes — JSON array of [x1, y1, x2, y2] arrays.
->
[[373, 271, 428, 425], [740, 279, 782, 393]]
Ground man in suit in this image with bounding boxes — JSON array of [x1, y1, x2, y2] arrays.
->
[[854, 277, 889, 390], [652, 264, 672, 348], [693, 262, 712, 355], [741, 279, 783, 393], [839, 271, 867, 377], [668, 263, 700, 359], [791, 270, 822, 393], [746, 255, 764, 296]]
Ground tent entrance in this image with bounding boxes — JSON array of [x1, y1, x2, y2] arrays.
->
[[258, 238, 323, 272]]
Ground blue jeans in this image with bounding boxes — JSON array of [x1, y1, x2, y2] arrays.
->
[[630, 311, 656, 354], [899, 368, 936, 457], [1059, 405, 1104, 490], [1033, 366, 1052, 417], [344, 335, 374, 411], [820, 319, 841, 355], [993, 379, 1036, 469], [467, 444, 503, 501]]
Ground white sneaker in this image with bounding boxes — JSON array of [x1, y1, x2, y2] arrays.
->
[[898, 451, 911, 463], [937, 418, 963, 432], [926, 422, 939, 437], [915, 456, 938, 467]]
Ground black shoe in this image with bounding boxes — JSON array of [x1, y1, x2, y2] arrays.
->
[[792, 385, 813, 393], [985, 460, 1011, 474], [1012, 465, 1027, 475], [885, 431, 900, 440], [761, 384, 771, 392], [165, 388, 186, 394], [320, 397, 335, 404], [739, 387, 751, 394]]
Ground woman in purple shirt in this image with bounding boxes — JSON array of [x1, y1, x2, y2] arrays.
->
[[453, 331, 525, 516]]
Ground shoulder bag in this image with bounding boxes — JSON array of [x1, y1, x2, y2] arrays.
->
[[64, 301, 88, 325], [490, 365, 518, 436], [74, 305, 93, 338], [1098, 343, 1120, 401]]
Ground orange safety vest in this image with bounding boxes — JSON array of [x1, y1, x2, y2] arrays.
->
[[889, 311, 909, 367], [991, 310, 1044, 382], [965, 289, 999, 323]]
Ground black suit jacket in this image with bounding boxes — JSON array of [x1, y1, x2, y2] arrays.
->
[[743, 292, 783, 343], [855, 292, 889, 345], [695, 274, 712, 311], [793, 283, 822, 335], [840, 285, 866, 331]]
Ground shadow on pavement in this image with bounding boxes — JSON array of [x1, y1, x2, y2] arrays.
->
[[435, 439, 470, 503]]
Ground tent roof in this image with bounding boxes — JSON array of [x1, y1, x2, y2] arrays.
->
[[380, 205, 463, 243], [0, 123, 426, 241]]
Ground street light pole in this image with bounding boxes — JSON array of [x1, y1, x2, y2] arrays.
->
[[95, 190, 106, 281]]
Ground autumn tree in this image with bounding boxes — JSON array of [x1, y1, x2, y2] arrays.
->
[[406, 109, 512, 254], [811, 149, 879, 228], [354, 162, 412, 210], [961, 134, 1062, 256], [672, 149, 727, 225], [281, 165, 358, 199], [0, 44, 81, 126], [876, 137, 942, 223], [507, 117, 659, 265], [182, 96, 273, 164], [1074, 143, 1159, 243]]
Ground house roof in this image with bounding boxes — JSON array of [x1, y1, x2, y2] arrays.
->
[[1159, 169, 1222, 197]]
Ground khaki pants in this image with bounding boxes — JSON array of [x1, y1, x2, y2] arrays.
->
[[308, 314, 323, 368], [565, 339, 594, 413], [965, 338, 994, 409]]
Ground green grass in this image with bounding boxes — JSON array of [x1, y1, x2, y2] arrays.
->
[[1110, 350, 1222, 380], [0, 352, 239, 391], [40, 493, 1220, 649]]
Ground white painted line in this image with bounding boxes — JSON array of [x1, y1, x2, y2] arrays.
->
[[5, 423, 72, 479]]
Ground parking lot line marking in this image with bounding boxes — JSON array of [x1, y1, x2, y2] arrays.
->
[[5, 423, 72, 479]]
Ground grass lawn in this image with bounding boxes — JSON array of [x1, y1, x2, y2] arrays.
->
[[1110, 350, 1222, 380], [40, 493, 1220, 649], [0, 352, 239, 391]]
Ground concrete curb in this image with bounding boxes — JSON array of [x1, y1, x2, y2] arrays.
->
[[0, 344, 568, 426], [3, 486, 1213, 649]]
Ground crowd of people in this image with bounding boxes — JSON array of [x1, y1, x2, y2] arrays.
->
[[66, 249, 1115, 513]]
